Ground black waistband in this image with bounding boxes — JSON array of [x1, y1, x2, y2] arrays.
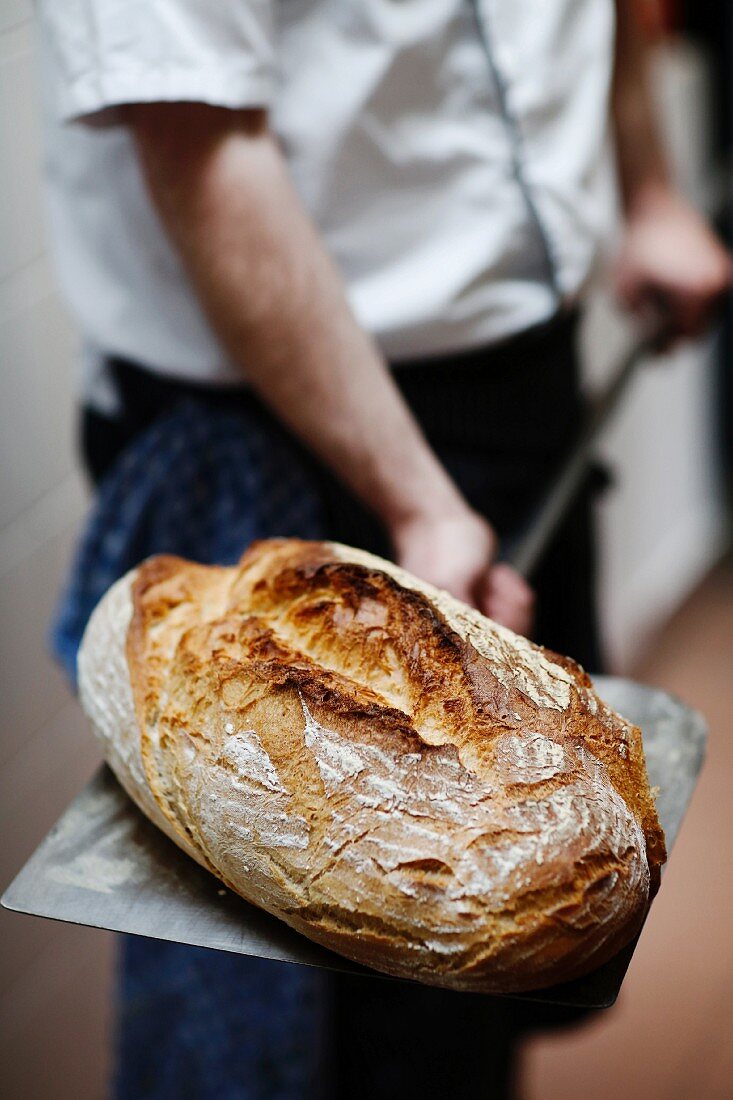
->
[[392, 308, 578, 374], [96, 307, 581, 461]]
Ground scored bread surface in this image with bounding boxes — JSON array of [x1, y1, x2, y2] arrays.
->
[[78, 538, 666, 993]]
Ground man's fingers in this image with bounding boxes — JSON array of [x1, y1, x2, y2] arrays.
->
[[479, 563, 535, 636], [392, 509, 534, 633], [618, 256, 732, 346], [621, 282, 715, 349], [489, 563, 535, 608]]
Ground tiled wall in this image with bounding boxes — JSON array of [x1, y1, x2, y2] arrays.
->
[[0, 8, 113, 1098]]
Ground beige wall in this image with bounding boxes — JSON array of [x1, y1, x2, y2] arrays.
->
[[0, 7, 112, 1098]]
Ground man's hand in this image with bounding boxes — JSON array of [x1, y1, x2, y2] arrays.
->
[[614, 183, 732, 348], [391, 508, 535, 637]]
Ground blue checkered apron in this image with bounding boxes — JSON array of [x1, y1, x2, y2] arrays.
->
[[51, 397, 332, 1100]]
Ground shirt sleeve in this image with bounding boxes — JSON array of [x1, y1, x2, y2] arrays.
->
[[37, 0, 276, 123]]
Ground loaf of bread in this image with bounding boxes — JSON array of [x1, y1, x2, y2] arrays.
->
[[78, 538, 665, 993]]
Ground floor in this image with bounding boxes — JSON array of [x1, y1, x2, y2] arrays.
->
[[521, 559, 733, 1100], [2, 562, 732, 1099]]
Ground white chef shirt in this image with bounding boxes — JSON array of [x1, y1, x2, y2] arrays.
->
[[36, 0, 616, 400]]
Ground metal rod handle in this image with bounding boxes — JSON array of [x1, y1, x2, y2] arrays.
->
[[507, 335, 655, 579]]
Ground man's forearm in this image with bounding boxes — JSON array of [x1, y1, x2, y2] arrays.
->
[[611, 0, 669, 212], [610, 3, 731, 342], [128, 103, 464, 533]]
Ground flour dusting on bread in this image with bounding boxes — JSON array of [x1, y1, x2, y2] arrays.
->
[[295, 689, 647, 971]]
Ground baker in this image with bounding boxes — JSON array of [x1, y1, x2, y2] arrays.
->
[[39, 1, 729, 1097]]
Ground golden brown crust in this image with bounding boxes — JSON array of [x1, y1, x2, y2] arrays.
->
[[94, 538, 665, 992]]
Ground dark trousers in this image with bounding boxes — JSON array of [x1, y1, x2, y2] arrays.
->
[[84, 310, 600, 1099]]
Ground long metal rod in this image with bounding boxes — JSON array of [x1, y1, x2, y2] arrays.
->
[[507, 334, 655, 579]]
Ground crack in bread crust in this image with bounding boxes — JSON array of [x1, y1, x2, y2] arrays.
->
[[79, 538, 666, 993]]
